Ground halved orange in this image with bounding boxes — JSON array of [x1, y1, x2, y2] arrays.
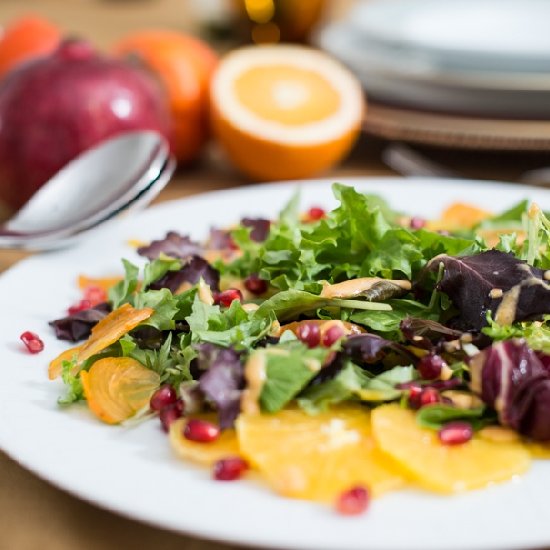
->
[[80, 357, 160, 424], [210, 45, 364, 181], [236, 406, 404, 501]]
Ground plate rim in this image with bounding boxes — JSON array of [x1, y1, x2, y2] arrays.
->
[[2, 176, 550, 550]]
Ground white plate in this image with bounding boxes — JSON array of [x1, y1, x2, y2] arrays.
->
[[2, 177, 550, 550], [318, 22, 550, 117], [349, 0, 550, 73]]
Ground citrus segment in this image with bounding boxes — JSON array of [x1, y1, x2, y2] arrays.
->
[[236, 406, 404, 501], [81, 357, 160, 424], [427, 202, 492, 231], [371, 404, 530, 493], [211, 45, 364, 181], [169, 416, 241, 466], [78, 275, 123, 292]]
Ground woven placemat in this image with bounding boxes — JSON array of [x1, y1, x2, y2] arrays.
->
[[364, 102, 550, 151]]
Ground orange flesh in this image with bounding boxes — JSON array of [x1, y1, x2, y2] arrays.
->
[[234, 65, 340, 126]]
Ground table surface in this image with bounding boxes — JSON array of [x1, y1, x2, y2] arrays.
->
[[1, 2, 550, 549]]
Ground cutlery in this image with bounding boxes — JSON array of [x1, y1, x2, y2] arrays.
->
[[0, 131, 175, 250]]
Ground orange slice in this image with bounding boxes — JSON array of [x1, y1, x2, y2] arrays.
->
[[210, 45, 364, 181], [371, 404, 530, 493], [169, 416, 242, 466], [48, 303, 154, 379], [236, 406, 404, 501], [77, 275, 123, 292], [80, 357, 160, 424], [427, 202, 492, 231]]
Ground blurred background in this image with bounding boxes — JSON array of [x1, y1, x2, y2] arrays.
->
[[0, 0, 549, 226]]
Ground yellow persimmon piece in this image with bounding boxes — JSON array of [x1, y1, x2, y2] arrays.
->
[[371, 404, 530, 493], [170, 416, 241, 466], [428, 202, 492, 231], [524, 441, 550, 459], [48, 303, 153, 380], [78, 303, 153, 364], [48, 345, 82, 380], [80, 357, 160, 424], [78, 274, 123, 292], [236, 406, 404, 502]]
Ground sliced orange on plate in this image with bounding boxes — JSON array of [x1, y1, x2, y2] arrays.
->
[[236, 406, 404, 501], [170, 416, 242, 466], [48, 303, 154, 379], [371, 404, 530, 493], [80, 357, 160, 424], [210, 45, 364, 181]]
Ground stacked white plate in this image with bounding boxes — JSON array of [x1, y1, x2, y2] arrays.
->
[[318, 0, 550, 118]]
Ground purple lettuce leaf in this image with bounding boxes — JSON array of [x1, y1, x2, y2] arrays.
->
[[137, 231, 202, 260], [425, 250, 550, 331], [241, 218, 271, 242], [343, 333, 416, 366], [207, 228, 235, 250], [49, 302, 111, 342], [196, 343, 244, 429], [470, 339, 550, 440], [147, 255, 220, 292], [400, 317, 466, 350]]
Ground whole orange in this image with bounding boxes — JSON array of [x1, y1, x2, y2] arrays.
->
[[0, 16, 61, 79], [114, 31, 218, 164]]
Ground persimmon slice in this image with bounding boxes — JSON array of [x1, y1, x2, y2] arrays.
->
[[77, 275, 123, 292], [48, 303, 153, 379], [48, 345, 82, 380], [80, 357, 160, 424]]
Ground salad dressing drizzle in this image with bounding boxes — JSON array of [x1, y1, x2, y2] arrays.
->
[[320, 277, 411, 299], [241, 351, 267, 415]]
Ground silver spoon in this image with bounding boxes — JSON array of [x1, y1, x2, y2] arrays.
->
[[0, 131, 175, 249]]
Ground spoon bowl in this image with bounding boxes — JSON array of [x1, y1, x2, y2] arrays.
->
[[0, 131, 174, 249]]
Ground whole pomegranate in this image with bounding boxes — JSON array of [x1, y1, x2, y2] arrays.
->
[[0, 39, 172, 211]]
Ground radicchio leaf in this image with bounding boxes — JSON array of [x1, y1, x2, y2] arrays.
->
[[470, 339, 550, 440], [425, 250, 550, 331], [400, 317, 471, 350], [137, 231, 202, 260], [196, 343, 244, 429], [342, 333, 415, 367], [241, 218, 271, 242], [148, 255, 220, 292], [49, 302, 111, 342]]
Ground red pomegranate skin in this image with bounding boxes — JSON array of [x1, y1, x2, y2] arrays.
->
[[0, 40, 172, 211]]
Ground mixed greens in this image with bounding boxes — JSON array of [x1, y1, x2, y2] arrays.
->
[[49, 183, 550, 441]]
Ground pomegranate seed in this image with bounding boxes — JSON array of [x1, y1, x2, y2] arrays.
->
[[20, 331, 44, 354], [213, 457, 249, 481], [296, 322, 321, 348], [407, 383, 423, 409], [228, 236, 239, 251], [67, 299, 92, 315], [322, 324, 346, 347], [438, 421, 473, 445], [216, 288, 243, 307], [244, 274, 268, 295], [150, 384, 178, 411], [184, 418, 220, 443], [307, 206, 326, 221], [83, 285, 107, 305], [409, 217, 426, 230], [420, 387, 441, 407], [159, 400, 184, 432], [336, 485, 370, 516], [418, 354, 447, 380]]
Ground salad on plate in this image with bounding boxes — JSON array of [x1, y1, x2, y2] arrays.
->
[[43, 183, 550, 514]]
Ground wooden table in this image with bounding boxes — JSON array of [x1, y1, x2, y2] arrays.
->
[[1, 2, 550, 549]]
